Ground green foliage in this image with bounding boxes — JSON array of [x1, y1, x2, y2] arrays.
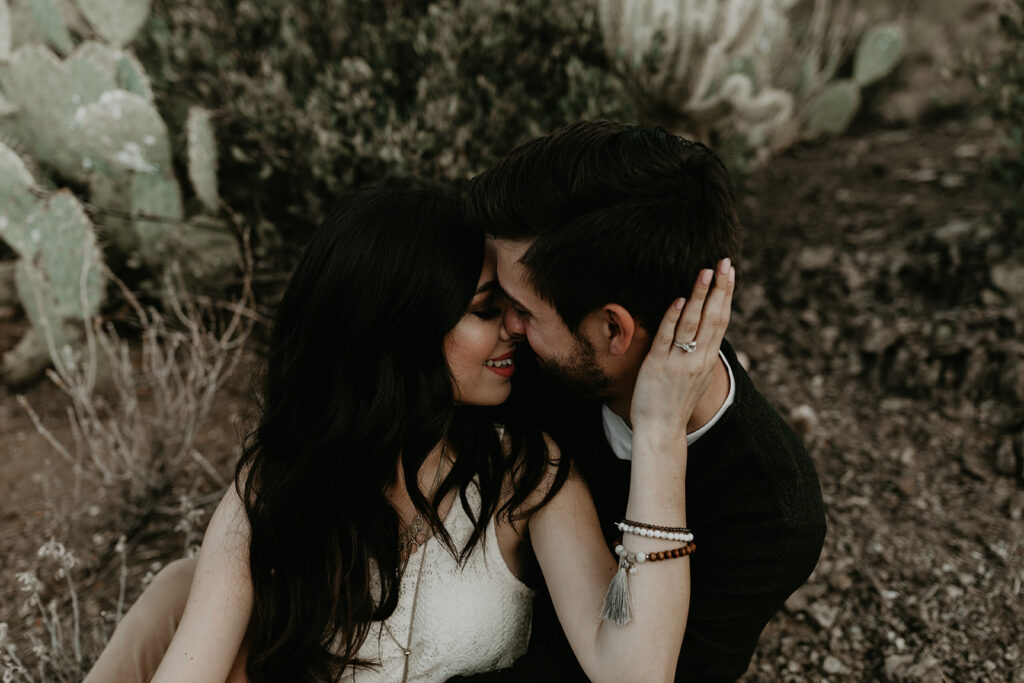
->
[[134, 0, 634, 237]]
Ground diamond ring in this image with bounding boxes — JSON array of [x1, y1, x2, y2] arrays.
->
[[672, 340, 697, 353]]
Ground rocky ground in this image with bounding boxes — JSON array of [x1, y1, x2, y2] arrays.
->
[[733, 118, 1024, 681], [1, 115, 1022, 681]]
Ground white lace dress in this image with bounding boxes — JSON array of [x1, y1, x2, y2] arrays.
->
[[342, 479, 535, 682]]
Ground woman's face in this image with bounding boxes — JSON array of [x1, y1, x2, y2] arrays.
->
[[445, 244, 516, 406]]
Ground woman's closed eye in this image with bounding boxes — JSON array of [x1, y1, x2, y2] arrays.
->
[[473, 307, 503, 321]]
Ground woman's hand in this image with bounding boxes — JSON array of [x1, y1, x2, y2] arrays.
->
[[630, 258, 735, 443]]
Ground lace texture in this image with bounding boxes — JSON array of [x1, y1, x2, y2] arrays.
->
[[343, 479, 534, 682]]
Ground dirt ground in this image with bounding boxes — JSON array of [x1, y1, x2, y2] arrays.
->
[[2, 115, 1022, 681]]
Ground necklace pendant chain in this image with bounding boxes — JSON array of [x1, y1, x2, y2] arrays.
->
[[383, 445, 447, 683]]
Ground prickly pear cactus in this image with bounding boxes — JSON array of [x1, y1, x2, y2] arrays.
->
[[130, 169, 183, 268], [853, 23, 905, 88], [0, 0, 11, 60], [0, 143, 105, 384], [802, 79, 861, 140], [27, 0, 72, 55], [14, 189, 103, 334], [0, 142, 41, 244], [70, 89, 172, 175], [186, 107, 219, 213], [76, 0, 151, 48]]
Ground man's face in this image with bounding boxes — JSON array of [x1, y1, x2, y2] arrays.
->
[[492, 239, 612, 398]]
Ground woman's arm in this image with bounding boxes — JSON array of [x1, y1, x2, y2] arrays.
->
[[151, 486, 254, 683], [527, 262, 734, 682]]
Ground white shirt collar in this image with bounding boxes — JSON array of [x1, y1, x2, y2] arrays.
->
[[601, 351, 736, 461]]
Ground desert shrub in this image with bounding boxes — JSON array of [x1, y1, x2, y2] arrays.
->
[[134, 0, 635, 242]]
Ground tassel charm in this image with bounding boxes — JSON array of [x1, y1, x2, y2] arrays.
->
[[600, 554, 634, 625]]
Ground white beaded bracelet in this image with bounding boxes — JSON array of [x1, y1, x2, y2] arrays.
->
[[615, 522, 694, 543]]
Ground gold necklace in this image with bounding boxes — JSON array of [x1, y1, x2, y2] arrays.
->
[[383, 447, 446, 682]]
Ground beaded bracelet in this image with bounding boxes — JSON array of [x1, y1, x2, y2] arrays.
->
[[614, 540, 696, 567], [615, 521, 694, 543], [621, 518, 692, 534], [600, 539, 696, 626]]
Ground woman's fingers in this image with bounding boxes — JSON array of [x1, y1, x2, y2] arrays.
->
[[694, 259, 735, 351], [653, 296, 687, 353], [672, 266, 714, 351]]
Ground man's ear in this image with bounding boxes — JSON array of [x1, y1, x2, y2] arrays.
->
[[594, 304, 638, 357]]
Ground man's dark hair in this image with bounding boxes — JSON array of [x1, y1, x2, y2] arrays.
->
[[465, 120, 742, 332]]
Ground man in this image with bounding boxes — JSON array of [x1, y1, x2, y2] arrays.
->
[[456, 120, 826, 681]]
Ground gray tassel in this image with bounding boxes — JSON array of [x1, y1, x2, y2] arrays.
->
[[600, 559, 633, 625]]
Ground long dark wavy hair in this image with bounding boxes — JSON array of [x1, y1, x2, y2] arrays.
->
[[236, 187, 566, 682]]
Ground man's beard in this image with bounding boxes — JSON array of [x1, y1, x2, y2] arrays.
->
[[535, 332, 614, 400]]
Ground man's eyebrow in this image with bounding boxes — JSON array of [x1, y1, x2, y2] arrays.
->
[[503, 291, 530, 313]]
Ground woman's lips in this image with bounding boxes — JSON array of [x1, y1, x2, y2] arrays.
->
[[485, 363, 515, 378], [485, 349, 515, 378]]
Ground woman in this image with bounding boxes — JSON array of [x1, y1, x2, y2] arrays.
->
[[91, 187, 733, 682]]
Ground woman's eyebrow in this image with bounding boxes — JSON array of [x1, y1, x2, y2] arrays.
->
[[475, 280, 500, 295]]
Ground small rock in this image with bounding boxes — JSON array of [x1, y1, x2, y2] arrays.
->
[[954, 143, 980, 158], [797, 245, 837, 271], [939, 172, 965, 189], [808, 601, 839, 629], [823, 656, 849, 675], [991, 263, 1024, 299], [863, 326, 900, 354], [790, 404, 819, 439], [784, 586, 810, 613], [884, 654, 915, 681], [980, 289, 1003, 307], [961, 452, 990, 482], [894, 473, 918, 498], [994, 438, 1016, 477], [934, 219, 971, 242], [906, 655, 945, 683]]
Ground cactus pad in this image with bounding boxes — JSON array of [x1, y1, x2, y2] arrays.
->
[[802, 79, 861, 139], [853, 24, 905, 88], [1, 44, 74, 169], [130, 169, 183, 268], [186, 106, 219, 213], [0, 0, 11, 60], [164, 214, 241, 286], [76, 0, 151, 48], [0, 140, 44, 255], [11, 189, 102, 364], [116, 50, 153, 100], [27, 0, 72, 55], [69, 89, 171, 175]]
